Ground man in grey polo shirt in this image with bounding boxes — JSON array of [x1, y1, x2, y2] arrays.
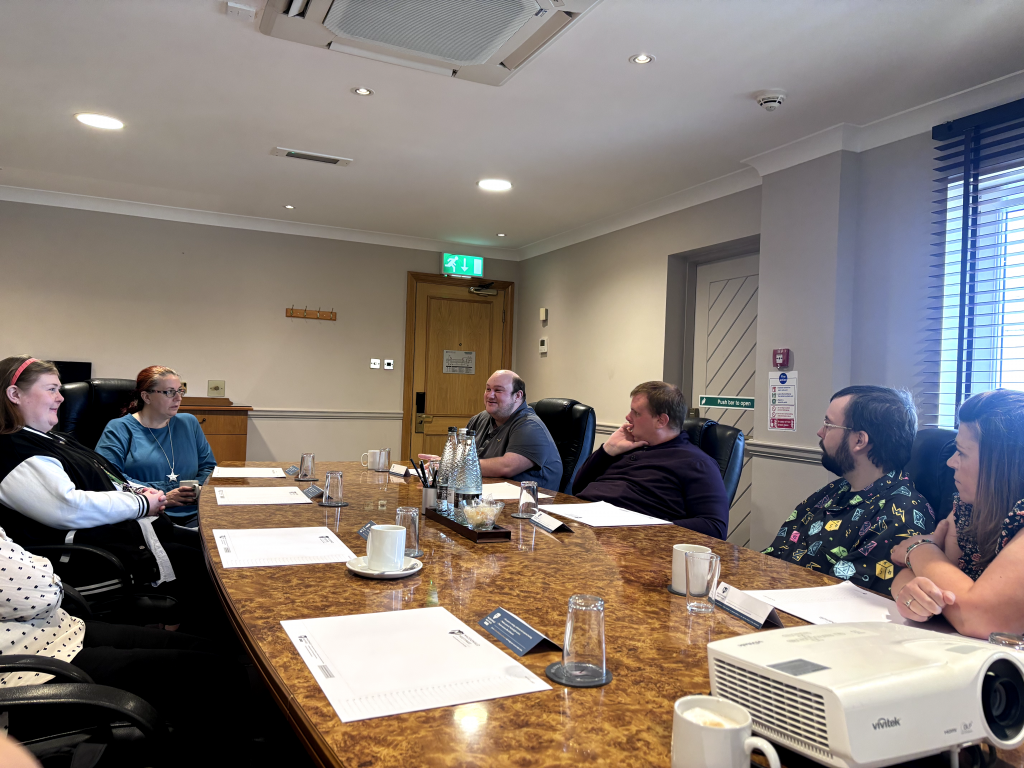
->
[[467, 370, 562, 491]]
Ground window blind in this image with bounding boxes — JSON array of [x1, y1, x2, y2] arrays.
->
[[930, 98, 1024, 427]]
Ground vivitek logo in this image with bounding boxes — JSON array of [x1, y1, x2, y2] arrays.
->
[[872, 717, 901, 730]]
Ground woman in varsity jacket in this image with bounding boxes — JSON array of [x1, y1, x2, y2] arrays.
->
[[0, 356, 226, 638]]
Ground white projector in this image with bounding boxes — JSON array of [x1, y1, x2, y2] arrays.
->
[[707, 623, 1024, 768]]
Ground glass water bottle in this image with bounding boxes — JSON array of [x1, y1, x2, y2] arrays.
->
[[453, 429, 483, 509], [436, 427, 458, 516]]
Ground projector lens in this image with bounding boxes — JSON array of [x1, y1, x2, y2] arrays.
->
[[983, 660, 1024, 741]]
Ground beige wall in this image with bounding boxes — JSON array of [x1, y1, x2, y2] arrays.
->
[[513, 187, 763, 429], [0, 200, 519, 461]]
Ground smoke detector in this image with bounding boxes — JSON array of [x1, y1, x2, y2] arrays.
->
[[754, 90, 787, 112]]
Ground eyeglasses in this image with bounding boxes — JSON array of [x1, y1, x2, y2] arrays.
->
[[149, 387, 187, 398], [822, 418, 852, 432]]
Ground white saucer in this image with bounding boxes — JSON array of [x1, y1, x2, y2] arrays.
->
[[346, 556, 423, 580]]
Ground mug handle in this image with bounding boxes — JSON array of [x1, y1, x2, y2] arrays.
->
[[361, 452, 369, 467], [745, 737, 780, 768]]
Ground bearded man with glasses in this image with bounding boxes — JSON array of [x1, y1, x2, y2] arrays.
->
[[762, 386, 937, 593]]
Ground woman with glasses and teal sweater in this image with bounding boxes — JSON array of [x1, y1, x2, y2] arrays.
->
[[96, 366, 216, 528]]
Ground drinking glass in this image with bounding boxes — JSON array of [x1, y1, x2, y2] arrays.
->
[[685, 552, 721, 614], [546, 594, 611, 687], [375, 447, 391, 472], [396, 506, 423, 558], [513, 481, 539, 519], [320, 470, 345, 507], [297, 452, 317, 481]]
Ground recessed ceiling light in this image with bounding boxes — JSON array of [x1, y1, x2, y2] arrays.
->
[[75, 113, 124, 130], [352, 87, 374, 96], [478, 179, 512, 192], [284, 205, 295, 209], [629, 53, 654, 64], [497, 233, 506, 237]]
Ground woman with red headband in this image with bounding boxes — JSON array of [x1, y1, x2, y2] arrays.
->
[[96, 366, 216, 527], [0, 355, 226, 638]]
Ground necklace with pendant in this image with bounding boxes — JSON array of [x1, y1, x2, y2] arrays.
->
[[144, 421, 177, 482]]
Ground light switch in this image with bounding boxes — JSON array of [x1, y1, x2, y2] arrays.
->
[[539, 338, 548, 355], [540, 307, 548, 322], [208, 380, 226, 397], [384, 359, 394, 370], [370, 359, 381, 369]]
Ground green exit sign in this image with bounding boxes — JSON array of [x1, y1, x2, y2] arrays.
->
[[441, 253, 484, 277]]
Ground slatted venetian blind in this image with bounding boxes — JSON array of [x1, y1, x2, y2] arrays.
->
[[930, 98, 1024, 427]]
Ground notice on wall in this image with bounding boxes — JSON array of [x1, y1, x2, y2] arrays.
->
[[443, 350, 476, 375], [768, 371, 797, 431]]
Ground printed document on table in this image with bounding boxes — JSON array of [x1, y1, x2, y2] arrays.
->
[[281, 606, 550, 722], [538, 501, 672, 527], [213, 527, 355, 568], [482, 482, 552, 500], [212, 467, 287, 478], [745, 582, 957, 634], [214, 486, 312, 505]]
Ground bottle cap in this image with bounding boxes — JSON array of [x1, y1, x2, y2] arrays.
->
[[465, 429, 476, 436], [448, 426, 457, 433]]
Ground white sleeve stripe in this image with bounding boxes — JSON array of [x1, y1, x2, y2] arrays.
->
[[0, 456, 146, 531]]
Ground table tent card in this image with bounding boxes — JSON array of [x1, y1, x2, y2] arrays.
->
[[712, 583, 784, 629], [478, 607, 562, 656], [529, 511, 573, 533]]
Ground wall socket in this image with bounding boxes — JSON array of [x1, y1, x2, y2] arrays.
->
[[384, 359, 394, 370], [208, 380, 226, 397], [370, 359, 381, 369]]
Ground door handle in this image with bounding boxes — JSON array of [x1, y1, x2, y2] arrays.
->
[[415, 414, 434, 434]]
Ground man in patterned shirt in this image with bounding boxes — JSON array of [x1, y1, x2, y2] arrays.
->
[[763, 386, 936, 592]]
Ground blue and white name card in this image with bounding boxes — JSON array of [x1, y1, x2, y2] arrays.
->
[[479, 607, 562, 657], [357, 520, 377, 541], [389, 464, 410, 477], [529, 511, 573, 534], [714, 582, 784, 629]]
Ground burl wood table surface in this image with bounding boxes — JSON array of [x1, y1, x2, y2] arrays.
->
[[198, 461, 1022, 768]]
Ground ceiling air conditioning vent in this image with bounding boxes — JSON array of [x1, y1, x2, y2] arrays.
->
[[260, 0, 604, 86], [271, 147, 353, 166]]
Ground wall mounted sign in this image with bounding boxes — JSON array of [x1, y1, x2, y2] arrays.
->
[[441, 253, 484, 277], [699, 396, 754, 410], [443, 350, 476, 375], [768, 370, 797, 431]]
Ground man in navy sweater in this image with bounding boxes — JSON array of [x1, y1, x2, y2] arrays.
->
[[572, 381, 730, 538]]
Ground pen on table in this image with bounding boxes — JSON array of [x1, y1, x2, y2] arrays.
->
[[417, 460, 428, 486]]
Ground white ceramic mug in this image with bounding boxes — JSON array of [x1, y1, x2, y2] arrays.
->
[[672, 695, 779, 768], [366, 524, 406, 571], [672, 543, 711, 593], [361, 450, 380, 470]]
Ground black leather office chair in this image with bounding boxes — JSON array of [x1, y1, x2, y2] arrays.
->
[[0, 655, 165, 767], [58, 378, 136, 448], [682, 417, 746, 505], [529, 398, 597, 493], [904, 427, 957, 518]]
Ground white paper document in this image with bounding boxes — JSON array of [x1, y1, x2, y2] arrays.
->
[[745, 582, 957, 634], [214, 486, 312, 505], [482, 482, 552, 500], [212, 467, 287, 478], [213, 526, 356, 568], [538, 501, 671, 527], [281, 607, 550, 722]]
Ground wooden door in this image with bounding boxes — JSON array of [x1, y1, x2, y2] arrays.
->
[[691, 254, 758, 548], [402, 273, 515, 460]]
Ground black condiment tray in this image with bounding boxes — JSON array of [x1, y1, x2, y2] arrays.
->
[[424, 508, 512, 543]]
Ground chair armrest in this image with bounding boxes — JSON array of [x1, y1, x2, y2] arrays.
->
[[0, 682, 164, 739], [0, 655, 95, 684], [60, 584, 95, 620], [31, 544, 129, 581]]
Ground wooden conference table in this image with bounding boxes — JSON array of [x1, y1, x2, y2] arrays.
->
[[197, 462, 1017, 768]]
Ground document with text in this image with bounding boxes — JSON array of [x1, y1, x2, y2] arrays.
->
[[538, 501, 671, 527], [745, 582, 957, 634], [281, 607, 550, 722], [212, 467, 287, 478], [482, 482, 552, 500], [213, 527, 355, 568], [214, 486, 312, 505]]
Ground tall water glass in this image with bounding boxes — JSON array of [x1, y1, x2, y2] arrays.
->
[[297, 453, 317, 481], [513, 481, 539, 519], [562, 594, 608, 684], [685, 552, 720, 614], [396, 506, 423, 558], [375, 447, 391, 472], [321, 471, 345, 506]]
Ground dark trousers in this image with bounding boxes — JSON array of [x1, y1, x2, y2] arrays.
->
[[74, 622, 251, 765]]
